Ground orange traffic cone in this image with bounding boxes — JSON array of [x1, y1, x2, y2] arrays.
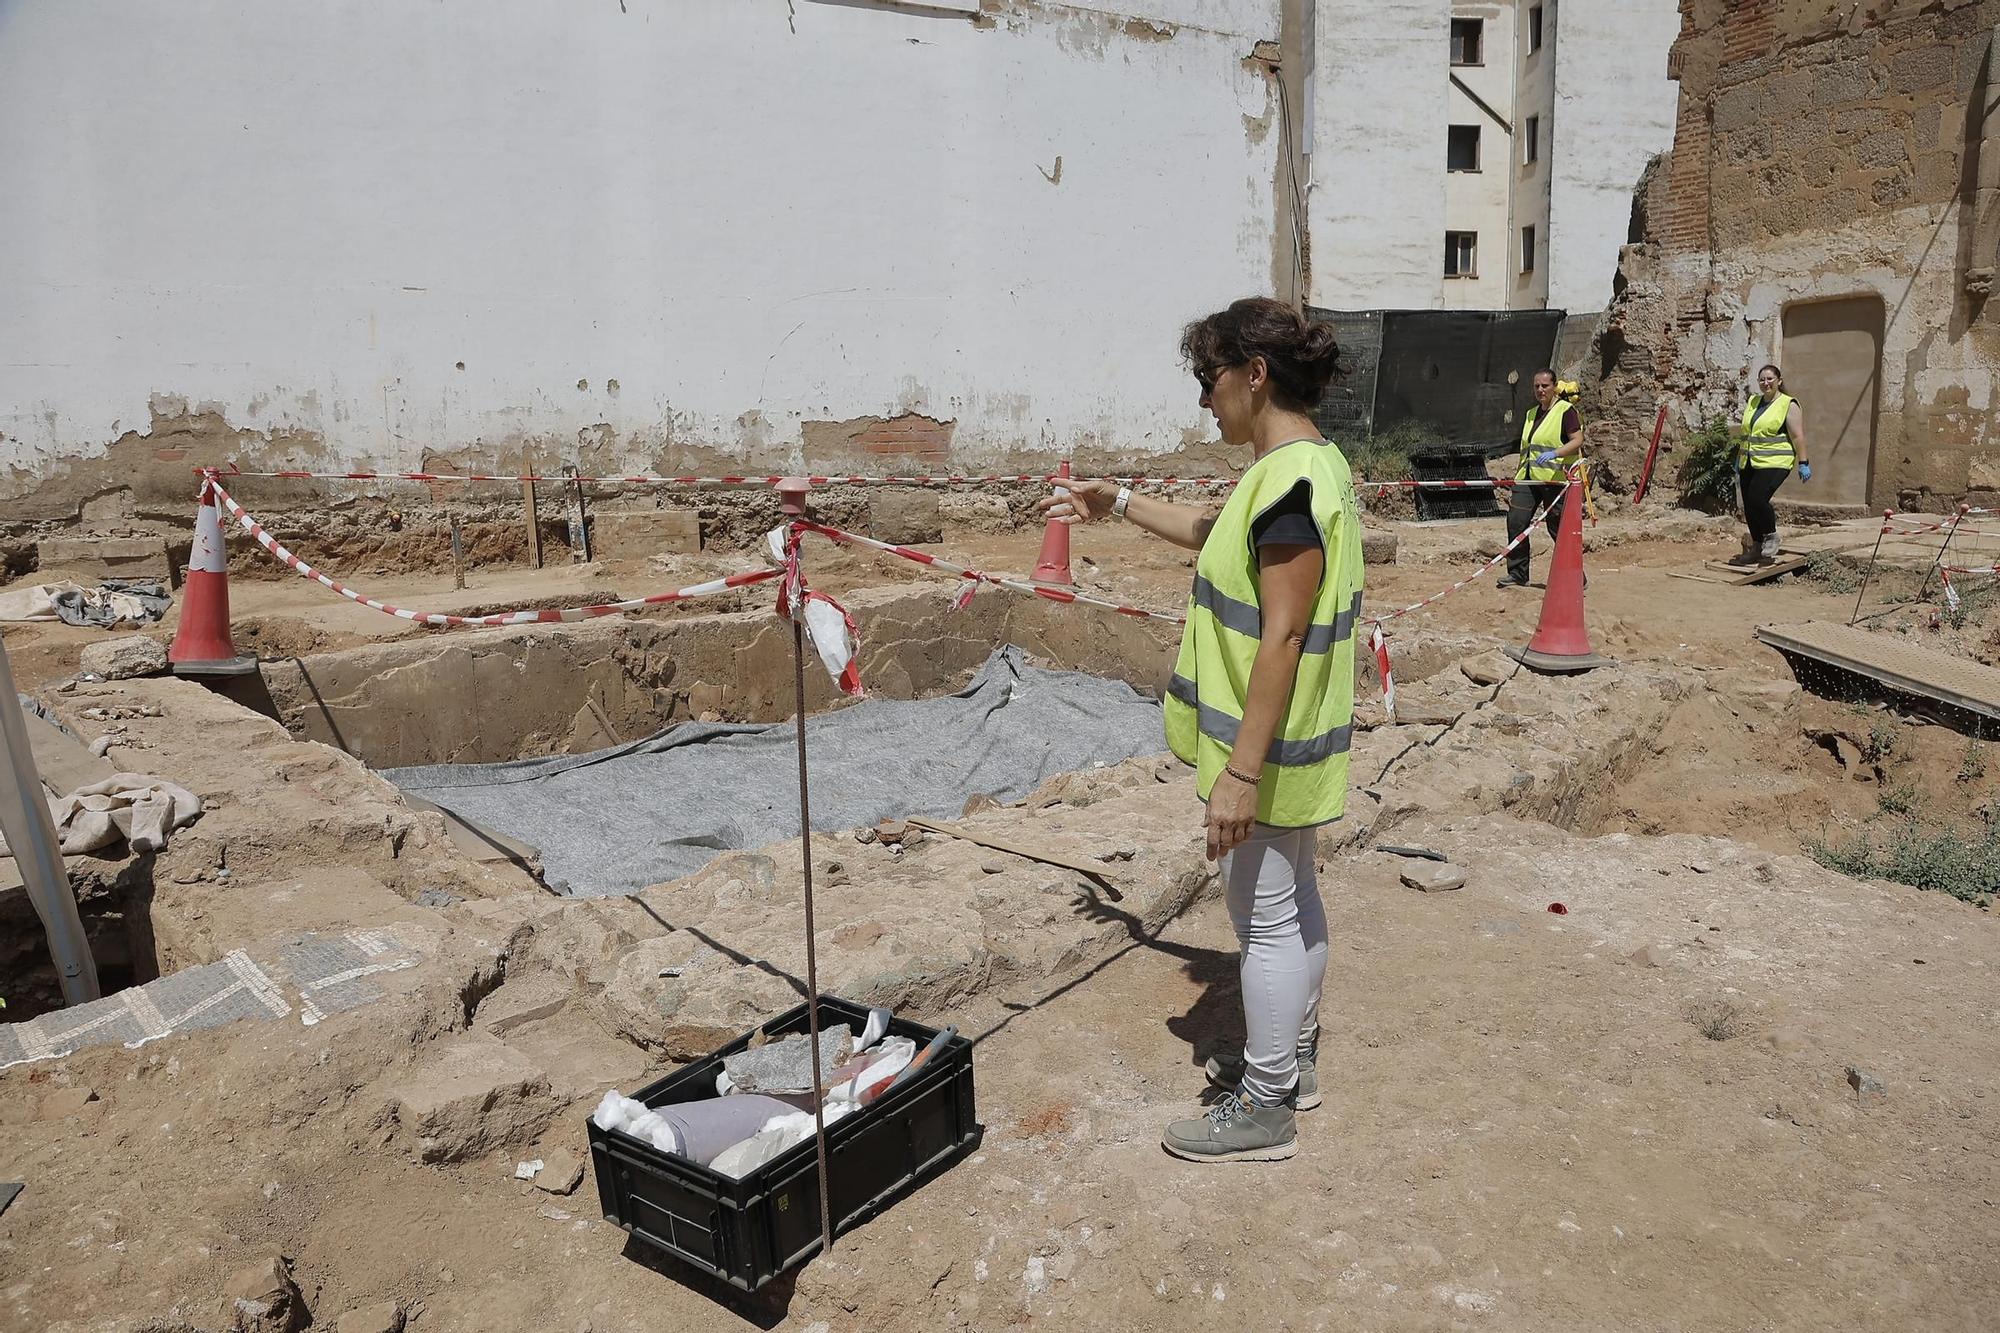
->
[[1503, 472, 1611, 674], [1032, 459, 1075, 586], [168, 477, 257, 677]]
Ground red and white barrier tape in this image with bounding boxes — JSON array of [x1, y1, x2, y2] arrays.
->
[[1361, 480, 1572, 720], [197, 465, 1517, 494], [788, 518, 1188, 625], [1370, 624, 1395, 723], [1941, 562, 2000, 576], [210, 479, 779, 626], [1366, 482, 1570, 628], [197, 465, 1235, 490]]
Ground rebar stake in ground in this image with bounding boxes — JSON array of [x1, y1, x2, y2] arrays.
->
[[779, 476, 836, 1262]]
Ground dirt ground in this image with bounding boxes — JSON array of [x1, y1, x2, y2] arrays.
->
[[5, 492, 2000, 1332]]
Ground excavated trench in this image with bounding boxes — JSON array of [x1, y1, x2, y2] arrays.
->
[[258, 584, 1178, 769]]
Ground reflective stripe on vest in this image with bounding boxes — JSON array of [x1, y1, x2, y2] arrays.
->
[[1739, 394, 1797, 469], [1163, 439, 1365, 827], [1517, 403, 1574, 482], [1189, 578, 1363, 655]]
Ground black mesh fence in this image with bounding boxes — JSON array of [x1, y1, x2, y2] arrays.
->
[[1307, 306, 1567, 452]]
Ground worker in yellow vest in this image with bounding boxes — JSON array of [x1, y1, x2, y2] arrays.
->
[[1496, 369, 1584, 589], [1039, 297, 1363, 1164], [1727, 363, 1811, 567]]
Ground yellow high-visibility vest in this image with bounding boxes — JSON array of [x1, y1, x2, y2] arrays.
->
[[1516, 403, 1576, 482], [1739, 393, 1798, 469], [1164, 440, 1364, 827]]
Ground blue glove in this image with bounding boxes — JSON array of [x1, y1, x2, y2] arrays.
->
[[1532, 450, 1557, 466], [1798, 462, 1812, 482]]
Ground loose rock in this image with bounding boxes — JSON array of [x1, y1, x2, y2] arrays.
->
[[225, 1255, 308, 1333], [1846, 1065, 1887, 1107], [533, 1147, 587, 1195], [334, 1300, 406, 1333], [1401, 863, 1468, 893], [77, 635, 169, 681], [1457, 652, 1514, 687]]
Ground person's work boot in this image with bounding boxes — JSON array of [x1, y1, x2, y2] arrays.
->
[[1204, 1051, 1321, 1110], [1495, 573, 1529, 588], [1162, 1089, 1298, 1163], [1724, 537, 1761, 568]]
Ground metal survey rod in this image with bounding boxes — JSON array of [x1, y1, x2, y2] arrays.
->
[[0, 635, 102, 1004], [777, 476, 836, 1261]]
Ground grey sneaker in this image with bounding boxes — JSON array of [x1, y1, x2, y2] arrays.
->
[[1204, 1052, 1321, 1110], [1162, 1090, 1298, 1163]]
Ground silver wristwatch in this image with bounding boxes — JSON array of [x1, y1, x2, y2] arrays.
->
[[1111, 486, 1133, 519]]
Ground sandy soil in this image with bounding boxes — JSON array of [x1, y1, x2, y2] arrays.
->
[[5, 499, 2000, 1332]]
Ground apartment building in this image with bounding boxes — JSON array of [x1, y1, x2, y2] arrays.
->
[[1313, 0, 1679, 318]]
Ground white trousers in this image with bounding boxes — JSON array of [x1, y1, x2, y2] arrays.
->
[[1222, 822, 1329, 1105]]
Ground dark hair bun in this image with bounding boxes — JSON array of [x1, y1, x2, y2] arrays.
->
[[1180, 297, 1345, 411]]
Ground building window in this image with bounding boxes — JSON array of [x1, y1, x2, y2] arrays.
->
[[1524, 115, 1540, 164], [1450, 18, 1483, 66], [1445, 231, 1478, 278], [1447, 124, 1482, 172], [1521, 225, 1537, 273], [1528, 5, 1544, 53]]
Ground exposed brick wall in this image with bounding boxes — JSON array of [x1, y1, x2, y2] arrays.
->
[[854, 413, 954, 461], [1658, 95, 1712, 255]]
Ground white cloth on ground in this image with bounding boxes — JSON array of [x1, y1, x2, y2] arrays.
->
[[0, 772, 203, 857]]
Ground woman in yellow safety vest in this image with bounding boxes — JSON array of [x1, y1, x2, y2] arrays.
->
[[1039, 297, 1363, 1165], [1496, 369, 1584, 589], [1727, 363, 1812, 567]]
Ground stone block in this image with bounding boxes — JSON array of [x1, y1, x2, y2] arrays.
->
[[1854, 130, 1908, 170], [1360, 529, 1398, 565], [1808, 59, 1873, 106], [589, 510, 701, 560], [79, 635, 169, 680], [1713, 83, 1765, 133], [36, 534, 172, 582], [1890, 43, 1953, 94], [1844, 1065, 1887, 1108], [867, 491, 944, 545], [375, 1032, 556, 1163], [1916, 151, 1961, 201]]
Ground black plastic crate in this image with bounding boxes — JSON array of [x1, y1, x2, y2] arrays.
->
[[589, 995, 982, 1292], [1411, 445, 1507, 521]]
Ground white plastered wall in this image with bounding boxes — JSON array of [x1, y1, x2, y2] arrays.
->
[[1308, 0, 1447, 309], [1547, 0, 1679, 316], [0, 0, 1282, 494]]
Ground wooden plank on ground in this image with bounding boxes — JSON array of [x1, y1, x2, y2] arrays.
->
[[1757, 620, 2000, 721]]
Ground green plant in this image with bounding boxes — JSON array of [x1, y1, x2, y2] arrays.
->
[[1340, 419, 1435, 483], [1878, 782, 1918, 815], [1674, 416, 1741, 515], [1810, 809, 2000, 907], [1961, 739, 1989, 784], [1862, 720, 1900, 764], [1801, 551, 1862, 595]]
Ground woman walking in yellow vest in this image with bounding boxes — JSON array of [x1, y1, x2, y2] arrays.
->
[[1496, 369, 1584, 589], [1727, 364, 1812, 567], [1040, 297, 1363, 1164]]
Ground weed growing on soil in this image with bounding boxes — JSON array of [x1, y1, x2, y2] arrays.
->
[[1959, 739, 1987, 783], [1863, 720, 1901, 763], [1801, 551, 1863, 595], [1878, 783, 1918, 815], [1686, 999, 1747, 1041], [1810, 808, 2000, 907], [1674, 417, 1740, 515], [1340, 421, 1424, 482]]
